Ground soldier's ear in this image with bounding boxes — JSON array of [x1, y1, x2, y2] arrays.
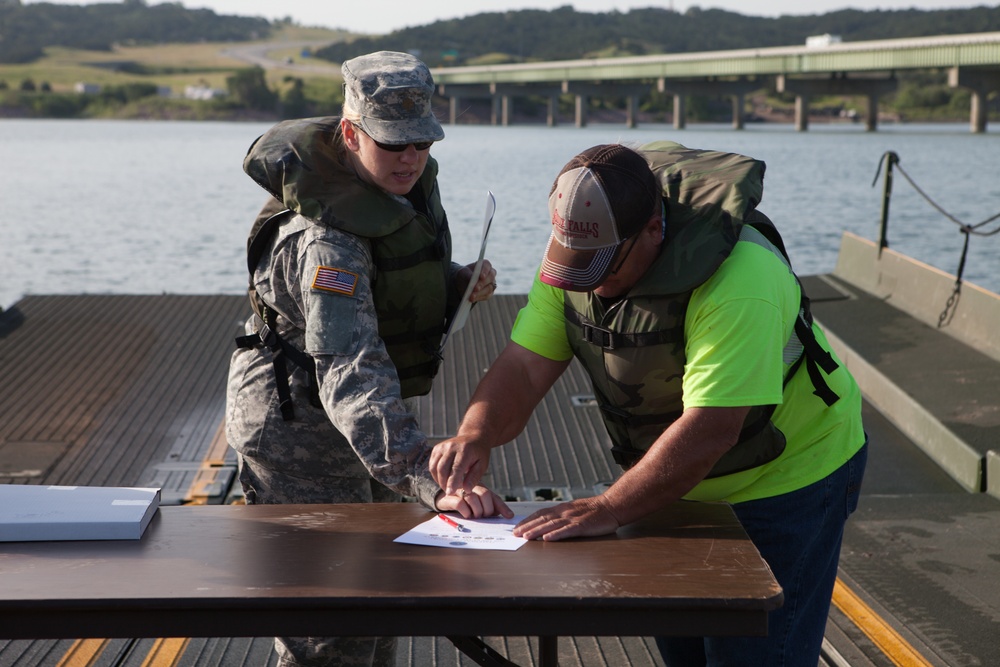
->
[[341, 119, 361, 151]]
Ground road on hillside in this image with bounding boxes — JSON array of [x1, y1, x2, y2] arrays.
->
[[220, 41, 342, 75]]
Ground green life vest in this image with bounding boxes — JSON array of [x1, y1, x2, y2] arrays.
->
[[238, 117, 452, 419], [564, 141, 839, 478]]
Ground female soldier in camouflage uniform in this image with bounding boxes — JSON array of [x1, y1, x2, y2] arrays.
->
[[226, 51, 511, 667]]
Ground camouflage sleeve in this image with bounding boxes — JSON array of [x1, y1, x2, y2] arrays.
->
[[298, 227, 441, 508]]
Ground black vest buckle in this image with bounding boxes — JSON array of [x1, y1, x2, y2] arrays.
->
[[610, 445, 645, 468], [582, 323, 616, 350]]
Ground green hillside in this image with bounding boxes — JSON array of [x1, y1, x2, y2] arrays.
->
[[317, 5, 1000, 67], [0, 1, 996, 122]]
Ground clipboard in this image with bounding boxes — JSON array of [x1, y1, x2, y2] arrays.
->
[[439, 190, 495, 352]]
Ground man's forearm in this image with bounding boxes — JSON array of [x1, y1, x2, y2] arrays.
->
[[598, 405, 749, 526], [458, 341, 571, 446]]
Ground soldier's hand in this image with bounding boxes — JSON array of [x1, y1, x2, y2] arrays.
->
[[456, 259, 497, 303], [436, 485, 513, 519], [430, 436, 492, 496]]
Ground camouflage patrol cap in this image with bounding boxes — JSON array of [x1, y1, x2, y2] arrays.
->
[[342, 51, 445, 145], [540, 144, 661, 291]]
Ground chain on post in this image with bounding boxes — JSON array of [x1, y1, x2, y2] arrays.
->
[[874, 154, 1000, 328]]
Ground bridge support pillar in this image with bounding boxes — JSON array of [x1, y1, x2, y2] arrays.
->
[[490, 96, 501, 126], [547, 96, 559, 127], [732, 93, 745, 130], [501, 96, 512, 127], [574, 95, 588, 127], [949, 67, 1000, 133], [626, 95, 639, 129], [437, 84, 495, 125], [440, 83, 567, 126], [673, 95, 686, 129], [864, 93, 880, 132], [777, 74, 897, 132], [794, 94, 810, 132], [562, 82, 653, 128], [659, 78, 758, 130]]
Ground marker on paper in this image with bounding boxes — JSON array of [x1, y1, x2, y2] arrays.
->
[[438, 513, 471, 533]]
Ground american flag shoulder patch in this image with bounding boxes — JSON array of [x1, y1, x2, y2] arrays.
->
[[312, 266, 359, 296]]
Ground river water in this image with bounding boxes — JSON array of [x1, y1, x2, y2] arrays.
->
[[1, 118, 998, 310]]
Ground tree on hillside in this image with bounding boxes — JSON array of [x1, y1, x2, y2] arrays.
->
[[226, 67, 277, 112], [280, 76, 308, 119], [314, 5, 1000, 67], [0, 1, 271, 64]]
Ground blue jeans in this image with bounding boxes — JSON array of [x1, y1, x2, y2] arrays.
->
[[657, 441, 867, 667]]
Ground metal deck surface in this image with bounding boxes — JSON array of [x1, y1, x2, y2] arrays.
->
[[2, 287, 999, 666], [806, 274, 1000, 667]]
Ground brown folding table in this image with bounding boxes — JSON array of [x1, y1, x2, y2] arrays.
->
[[0, 501, 782, 666]]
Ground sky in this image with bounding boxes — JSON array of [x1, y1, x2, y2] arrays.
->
[[19, 0, 991, 34]]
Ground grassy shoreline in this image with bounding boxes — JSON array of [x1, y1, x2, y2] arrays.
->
[[0, 27, 984, 125]]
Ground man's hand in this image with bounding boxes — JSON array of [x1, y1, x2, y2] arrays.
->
[[512, 497, 621, 542], [430, 436, 492, 496], [435, 485, 513, 519]]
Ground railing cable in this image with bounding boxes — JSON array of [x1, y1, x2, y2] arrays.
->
[[872, 151, 1000, 327]]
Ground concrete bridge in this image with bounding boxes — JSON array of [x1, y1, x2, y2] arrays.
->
[[430, 31, 1000, 133]]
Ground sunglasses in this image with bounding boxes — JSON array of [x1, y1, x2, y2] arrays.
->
[[373, 138, 434, 152], [352, 124, 433, 152]]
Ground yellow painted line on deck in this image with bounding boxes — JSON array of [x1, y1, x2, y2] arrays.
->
[[57, 639, 110, 667], [833, 578, 933, 667], [54, 420, 225, 667], [133, 420, 229, 665], [141, 638, 190, 667], [136, 419, 228, 665]]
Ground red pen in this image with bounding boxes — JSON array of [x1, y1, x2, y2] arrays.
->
[[438, 513, 470, 532]]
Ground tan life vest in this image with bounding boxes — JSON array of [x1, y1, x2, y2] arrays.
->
[[239, 117, 453, 419], [564, 142, 838, 478]]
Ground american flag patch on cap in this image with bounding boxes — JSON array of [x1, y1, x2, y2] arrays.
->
[[312, 266, 359, 296]]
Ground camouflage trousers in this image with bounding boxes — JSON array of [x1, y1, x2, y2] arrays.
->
[[237, 452, 402, 667]]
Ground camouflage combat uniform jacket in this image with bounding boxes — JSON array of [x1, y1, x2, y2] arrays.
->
[[225, 117, 458, 508]]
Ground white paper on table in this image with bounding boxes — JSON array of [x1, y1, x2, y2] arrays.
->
[[394, 512, 525, 551], [393, 502, 561, 551], [439, 191, 495, 353]]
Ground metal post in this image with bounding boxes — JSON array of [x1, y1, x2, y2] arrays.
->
[[877, 151, 899, 255]]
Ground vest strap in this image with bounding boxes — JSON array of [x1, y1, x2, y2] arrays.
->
[[565, 307, 677, 351], [600, 402, 682, 428], [793, 308, 840, 407], [610, 444, 646, 468], [234, 316, 322, 421]]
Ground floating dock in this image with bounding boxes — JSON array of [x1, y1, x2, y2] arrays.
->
[[1, 232, 998, 666]]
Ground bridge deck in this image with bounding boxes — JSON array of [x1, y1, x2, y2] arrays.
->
[[432, 32, 1000, 83]]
